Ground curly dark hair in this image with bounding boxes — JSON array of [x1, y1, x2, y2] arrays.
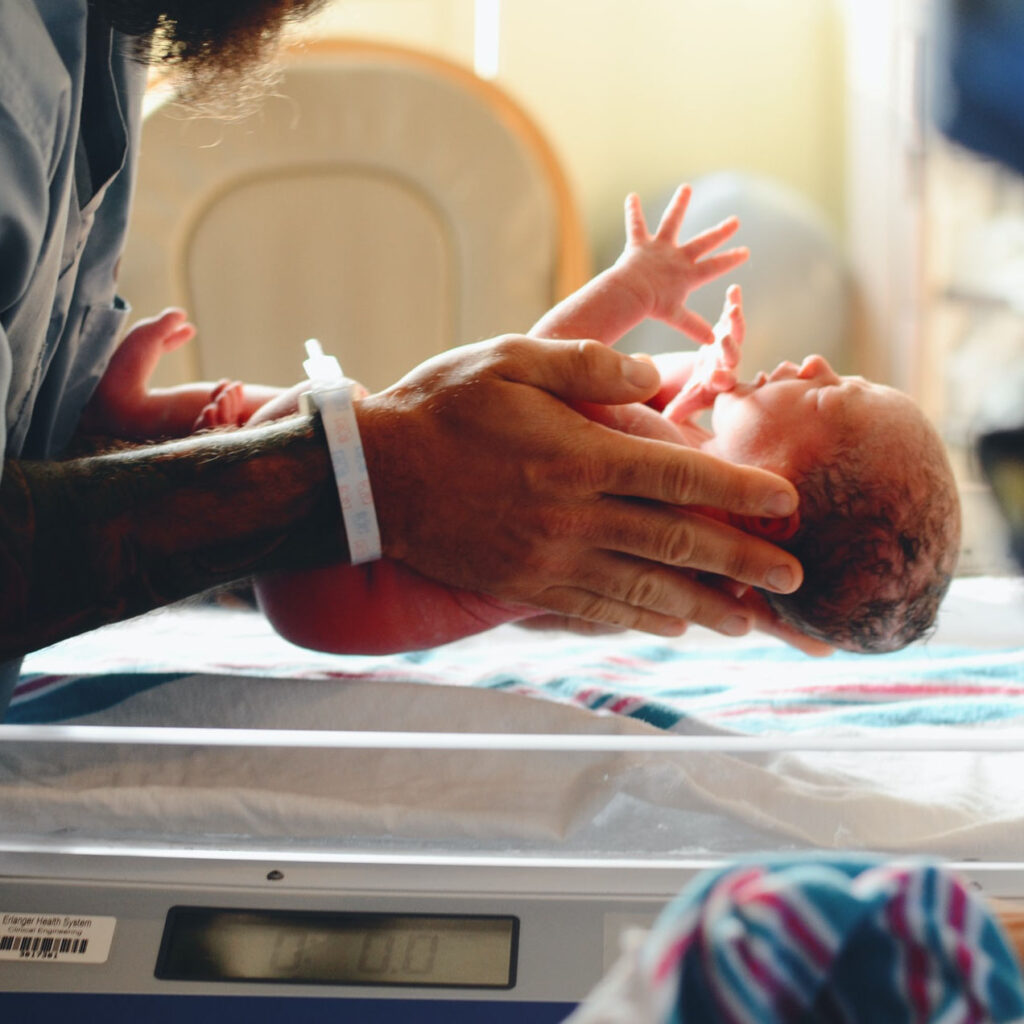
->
[[762, 436, 961, 654], [93, 0, 327, 113]]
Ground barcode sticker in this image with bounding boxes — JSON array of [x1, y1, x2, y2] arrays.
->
[[0, 912, 115, 964]]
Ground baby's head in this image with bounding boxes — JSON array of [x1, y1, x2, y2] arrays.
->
[[706, 356, 961, 653]]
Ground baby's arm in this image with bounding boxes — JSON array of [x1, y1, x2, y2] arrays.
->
[[530, 184, 747, 348]]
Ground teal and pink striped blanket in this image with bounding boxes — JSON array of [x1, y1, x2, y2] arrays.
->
[[10, 577, 1024, 734]]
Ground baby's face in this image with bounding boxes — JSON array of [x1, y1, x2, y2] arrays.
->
[[704, 355, 922, 476]]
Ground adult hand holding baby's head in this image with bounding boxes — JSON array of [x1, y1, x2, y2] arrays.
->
[[354, 333, 801, 640]]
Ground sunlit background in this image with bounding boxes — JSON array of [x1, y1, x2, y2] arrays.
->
[[136, 0, 1024, 576]]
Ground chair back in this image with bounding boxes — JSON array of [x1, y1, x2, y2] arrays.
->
[[120, 40, 588, 393]]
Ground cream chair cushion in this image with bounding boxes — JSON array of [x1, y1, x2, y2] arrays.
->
[[120, 43, 586, 393]]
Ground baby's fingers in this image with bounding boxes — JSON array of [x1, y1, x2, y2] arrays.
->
[[662, 382, 715, 423], [653, 183, 693, 241], [712, 326, 741, 371], [709, 367, 737, 391], [715, 338, 740, 373], [666, 307, 715, 345], [717, 284, 745, 349], [682, 216, 742, 260], [689, 247, 749, 287], [624, 193, 651, 245]]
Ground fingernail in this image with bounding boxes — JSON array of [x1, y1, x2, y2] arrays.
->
[[655, 619, 688, 638], [763, 492, 797, 517], [625, 356, 659, 389], [765, 566, 796, 593], [719, 614, 751, 637]]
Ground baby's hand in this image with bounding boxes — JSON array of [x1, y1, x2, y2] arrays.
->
[[663, 284, 745, 424], [617, 185, 748, 344], [696, 282, 743, 384]]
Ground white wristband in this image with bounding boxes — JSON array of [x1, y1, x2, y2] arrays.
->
[[301, 340, 382, 565]]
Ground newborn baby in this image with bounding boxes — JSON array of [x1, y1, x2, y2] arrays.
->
[[84, 185, 960, 655], [670, 327, 961, 652]]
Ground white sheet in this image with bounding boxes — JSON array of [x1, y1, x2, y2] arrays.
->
[[4, 576, 1024, 860]]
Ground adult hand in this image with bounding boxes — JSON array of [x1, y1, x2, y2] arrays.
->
[[515, 614, 627, 636], [516, 589, 835, 656], [735, 587, 835, 657], [357, 335, 803, 638]]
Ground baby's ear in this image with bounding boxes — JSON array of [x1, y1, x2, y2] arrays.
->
[[728, 510, 800, 542]]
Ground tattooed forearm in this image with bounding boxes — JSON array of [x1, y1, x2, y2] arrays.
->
[[0, 415, 346, 659]]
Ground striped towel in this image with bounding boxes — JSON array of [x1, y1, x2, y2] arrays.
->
[[570, 858, 1024, 1023]]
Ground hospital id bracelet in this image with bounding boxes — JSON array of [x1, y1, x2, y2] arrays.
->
[[301, 339, 383, 565]]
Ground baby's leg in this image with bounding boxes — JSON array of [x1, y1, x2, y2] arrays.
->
[[255, 561, 532, 654]]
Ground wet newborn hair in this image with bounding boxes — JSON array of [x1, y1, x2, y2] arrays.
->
[[763, 425, 962, 654]]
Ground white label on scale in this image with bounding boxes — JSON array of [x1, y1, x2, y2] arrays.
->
[[0, 912, 115, 964]]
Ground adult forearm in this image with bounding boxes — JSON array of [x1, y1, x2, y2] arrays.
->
[[0, 416, 344, 659]]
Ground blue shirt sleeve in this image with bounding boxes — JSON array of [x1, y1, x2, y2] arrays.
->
[[0, 0, 140, 469], [0, 2, 142, 720]]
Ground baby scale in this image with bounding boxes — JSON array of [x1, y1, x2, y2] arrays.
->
[[4, 728, 1024, 1021], [0, 843, 711, 1022]]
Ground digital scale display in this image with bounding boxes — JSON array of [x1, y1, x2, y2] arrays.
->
[[156, 907, 518, 989]]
